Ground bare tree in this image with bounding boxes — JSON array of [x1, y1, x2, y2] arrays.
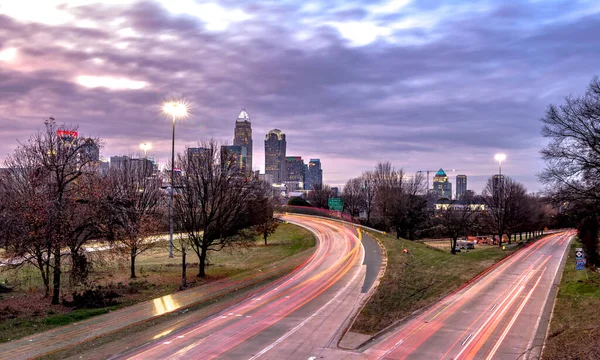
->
[[1, 159, 54, 297], [341, 177, 365, 217], [361, 171, 377, 225], [252, 191, 279, 246], [2, 118, 100, 303], [390, 173, 429, 240], [540, 76, 600, 203], [308, 184, 334, 209], [174, 141, 263, 278], [481, 176, 528, 247], [436, 196, 479, 254], [104, 160, 164, 278]]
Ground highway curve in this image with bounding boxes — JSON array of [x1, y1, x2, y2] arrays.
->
[[113, 214, 369, 360]]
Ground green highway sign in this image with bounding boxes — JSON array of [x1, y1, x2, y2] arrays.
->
[[328, 198, 344, 211]]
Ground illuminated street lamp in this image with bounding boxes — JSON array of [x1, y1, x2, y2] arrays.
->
[[139, 143, 151, 158], [162, 101, 188, 258], [494, 153, 506, 175]]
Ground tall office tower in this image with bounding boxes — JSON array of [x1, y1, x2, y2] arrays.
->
[[285, 156, 305, 190], [220, 145, 247, 172], [456, 175, 467, 200], [432, 168, 452, 199], [305, 159, 323, 190], [233, 110, 252, 172], [264, 129, 286, 183]]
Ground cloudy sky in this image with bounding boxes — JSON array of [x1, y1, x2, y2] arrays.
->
[[1, 0, 599, 192]]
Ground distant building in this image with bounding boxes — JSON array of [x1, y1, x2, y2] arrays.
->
[[187, 147, 212, 166], [265, 129, 286, 183], [258, 173, 274, 185], [435, 198, 486, 211], [285, 156, 305, 182], [331, 187, 339, 197], [109, 155, 152, 177], [305, 159, 323, 190], [110, 155, 129, 169], [456, 175, 467, 200], [80, 138, 100, 162], [284, 156, 305, 191], [493, 174, 505, 194], [233, 110, 252, 172], [432, 168, 452, 199], [220, 145, 247, 172]]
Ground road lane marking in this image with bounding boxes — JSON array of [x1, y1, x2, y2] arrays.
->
[[461, 334, 473, 346], [454, 257, 550, 359], [524, 233, 573, 360], [490, 304, 498, 312], [484, 267, 546, 360]]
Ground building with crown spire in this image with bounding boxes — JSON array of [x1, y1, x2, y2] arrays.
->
[[233, 109, 252, 172], [432, 168, 453, 199]]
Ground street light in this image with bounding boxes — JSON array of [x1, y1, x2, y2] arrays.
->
[[139, 143, 151, 158], [494, 153, 506, 175], [162, 101, 188, 258]]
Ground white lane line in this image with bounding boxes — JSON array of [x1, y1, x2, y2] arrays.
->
[[490, 303, 498, 312], [461, 333, 473, 346], [248, 232, 365, 360], [378, 339, 404, 359], [524, 234, 573, 360]]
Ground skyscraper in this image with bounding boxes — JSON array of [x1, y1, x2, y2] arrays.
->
[[432, 168, 452, 199], [265, 129, 286, 183], [305, 159, 323, 190], [285, 156, 305, 190], [220, 145, 247, 172], [456, 175, 467, 200], [233, 109, 252, 172]]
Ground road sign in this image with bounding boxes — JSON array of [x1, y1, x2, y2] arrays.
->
[[575, 248, 586, 270], [328, 198, 344, 211]]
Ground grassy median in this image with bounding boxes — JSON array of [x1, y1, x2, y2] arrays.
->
[[351, 231, 526, 335], [0, 223, 315, 343], [543, 238, 600, 360]]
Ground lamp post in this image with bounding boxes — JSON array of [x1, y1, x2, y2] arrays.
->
[[162, 101, 188, 258], [139, 143, 151, 158], [494, 153, 506, 175]]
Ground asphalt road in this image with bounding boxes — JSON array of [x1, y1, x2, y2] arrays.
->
[[112, 214, 373, 360], [365, 230, 574, 360]]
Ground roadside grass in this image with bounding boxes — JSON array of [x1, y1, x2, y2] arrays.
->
[[542, 238, 600, 360], [351, 231, 527, 335], [0, 223, 315, 343]]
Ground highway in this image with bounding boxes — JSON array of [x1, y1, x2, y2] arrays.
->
[[112, 214, 371, 360], [365, 230, 574, 360]]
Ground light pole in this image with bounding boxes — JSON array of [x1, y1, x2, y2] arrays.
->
[[139, 143, 151, 158], [162, 101, 188, 258], [494, 153, 506, 175]]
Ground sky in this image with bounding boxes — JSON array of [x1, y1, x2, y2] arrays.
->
[[1, 0, 599, 192]]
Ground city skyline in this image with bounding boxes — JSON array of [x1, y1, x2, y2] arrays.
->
[[1, 1, 599, 192]]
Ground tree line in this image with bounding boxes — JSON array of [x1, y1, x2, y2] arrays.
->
[[0, 119, 277, 304], [335, 163, 553, 252]]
